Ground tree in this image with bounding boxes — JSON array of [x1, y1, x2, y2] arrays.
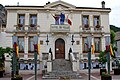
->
[[98, 50, 107, 68]]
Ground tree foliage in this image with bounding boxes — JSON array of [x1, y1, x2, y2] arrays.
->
[[0, 47, 13, 57], [98, 50, 107, 68]]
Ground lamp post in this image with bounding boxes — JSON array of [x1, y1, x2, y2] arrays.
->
[[33, 36, 38, 80], [87, 36, 92, 80], [46, 34, 49, 45], [71, 34, 75, 45], [105, 36, 111, 74]]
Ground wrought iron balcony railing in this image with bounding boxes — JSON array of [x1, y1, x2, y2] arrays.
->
[[14, 24, 40, 32], [80, 25, 103, 33]]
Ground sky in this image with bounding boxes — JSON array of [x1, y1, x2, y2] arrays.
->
[[0, 0, 120, 27]]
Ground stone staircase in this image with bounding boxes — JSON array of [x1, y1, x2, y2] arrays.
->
[[52, 59, 72, 71], [42, 59, 81, 79]]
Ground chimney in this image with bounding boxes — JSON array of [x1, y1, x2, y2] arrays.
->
[[17, 2, 19, 6], [101, 1, 105, 8], [46, 1, 50, 5]]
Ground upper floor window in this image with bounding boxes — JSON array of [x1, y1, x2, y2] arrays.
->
[[30, 14, 37, 26], [18, 37, 24, 52], [93, 16, 100, 27], [18, 14, 25, 25], [94, 37, 101, 52], [82, 15, 89, 27], [28, 37, 34, 52]]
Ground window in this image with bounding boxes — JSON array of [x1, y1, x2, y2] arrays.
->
[[82, 37, 88, 53], [40, 40, 43, 45], [18, 14, 25, 25], [30, 14, 37, 25], [18, 37, 24, 52], [28, 37, 34, 52], [76, 41, 80, 45], [94, 37, 101, 52], [93, 16, 100, 26], [82, 15, 89, 26]]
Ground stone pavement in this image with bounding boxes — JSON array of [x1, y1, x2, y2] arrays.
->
[[0, 69, 120, 80]]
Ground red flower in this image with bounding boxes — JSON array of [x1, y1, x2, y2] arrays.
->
[[30, 24, 35, 27], [18, 24, 23, 27]]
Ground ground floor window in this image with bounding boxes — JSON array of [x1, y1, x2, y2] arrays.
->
[[19, 63, 40, 70]]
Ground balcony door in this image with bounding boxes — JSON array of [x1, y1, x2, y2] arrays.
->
[[55, 38, 65, 59]]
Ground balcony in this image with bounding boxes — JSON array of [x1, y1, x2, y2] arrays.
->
[[14, 24, 40, 32], [80, 25, 103, 33], [50, 24, 70, 33]]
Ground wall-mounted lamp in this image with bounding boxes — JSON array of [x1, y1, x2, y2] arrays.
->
[[71, 34, 75, 45], [46, 34, 49, 45]]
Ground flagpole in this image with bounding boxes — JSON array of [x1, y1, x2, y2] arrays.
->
[[105, 36, 111, 74]]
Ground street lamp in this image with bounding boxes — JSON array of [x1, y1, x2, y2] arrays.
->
[[33, 36, 38, 80], [12, 36, 18, 78], [71, 34, 75, 45], [46, 34, 49, 45]]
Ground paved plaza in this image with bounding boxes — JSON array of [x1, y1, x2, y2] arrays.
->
[[0, 69, 120, 80]]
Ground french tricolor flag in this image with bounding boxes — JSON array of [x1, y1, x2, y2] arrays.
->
[[66, 15, 72, 25]]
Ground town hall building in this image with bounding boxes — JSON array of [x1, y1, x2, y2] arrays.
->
[[0, 0, 111, 76]]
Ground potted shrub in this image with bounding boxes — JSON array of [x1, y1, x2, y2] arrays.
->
[[11, 75, 23, 80], [98, 50, 107, 75], [101, 72, 112, 80], [0, 47, 12, 77], [113, 59, 120, 75]]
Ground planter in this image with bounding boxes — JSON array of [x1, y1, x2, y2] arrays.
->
[[11, 77, 23, 80], [100, 69, 106, 75], [30, 24, 35, 27], [101, 76, 112, 80], [18, 24, 23, 27], [0, 71, 4, 77], [113, 68, 120, 75], [84, 24, 89, 28], [96, 25, 100, 28]]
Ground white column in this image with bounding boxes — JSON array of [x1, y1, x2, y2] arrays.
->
[[89, 15, 94, 32], [24, 36, 28, 59], [25, 13, 29, 25], [89, 15, 93, 26]]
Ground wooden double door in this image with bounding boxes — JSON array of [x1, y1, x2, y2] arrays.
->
[[55, 38, 65, 59]]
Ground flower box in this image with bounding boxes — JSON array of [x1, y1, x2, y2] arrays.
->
[[11, 75, 23, 80], [11, 77, 23, 80], [101, 76, 112, 80], [96, 25, 100, 28], [0, 71, 4, 77], [18, 24, 23, 27], [84, 24, 89, 28], [30, 24, 35, 27], [100, 69, 107, 75], [101, 72, 112, 80], [113, 68, 120, 75]]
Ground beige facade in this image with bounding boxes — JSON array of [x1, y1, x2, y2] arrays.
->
[[1, 1, 111, 71]]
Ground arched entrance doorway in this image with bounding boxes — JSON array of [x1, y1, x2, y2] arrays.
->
[[55, 38, 65, 59]]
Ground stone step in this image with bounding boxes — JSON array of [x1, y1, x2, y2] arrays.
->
[[43, 71, 81, 79], [52, 59, 72, 71]]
